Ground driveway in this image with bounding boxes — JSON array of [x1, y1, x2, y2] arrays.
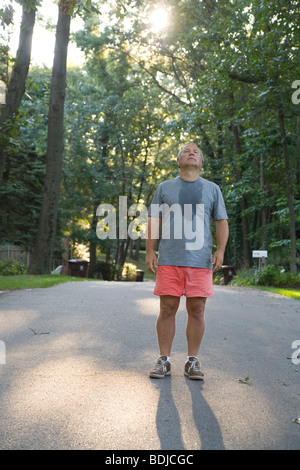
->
[[0, 281, 299, 450]]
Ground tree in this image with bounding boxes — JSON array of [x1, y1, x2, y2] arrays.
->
[[224, 0, 299, 272], [62, 19, 176, 275], [0, 148, 45, 247], [0, 0, 39, 183], [28, 0, 74, 273], [5, 0, 299, 274]]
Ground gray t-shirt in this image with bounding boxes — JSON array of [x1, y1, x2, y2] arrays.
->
[[148, 176, 228, 269]]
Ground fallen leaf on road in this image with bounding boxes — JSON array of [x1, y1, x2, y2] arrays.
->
[[238, 376, 250, 384], [292, 418, 300, 425]]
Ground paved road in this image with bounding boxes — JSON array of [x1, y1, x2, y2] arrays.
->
[[0, 281, 299, 450]]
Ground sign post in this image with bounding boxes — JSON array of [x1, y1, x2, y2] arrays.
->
[[252, 250, 268, 269]]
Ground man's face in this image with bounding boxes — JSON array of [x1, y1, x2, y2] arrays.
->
[[177, 144, 203, 169]]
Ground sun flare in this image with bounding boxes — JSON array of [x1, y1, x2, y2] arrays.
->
[[149, 7, 169, 33]]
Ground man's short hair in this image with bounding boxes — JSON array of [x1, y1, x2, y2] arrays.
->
[[178, 143, 204, 161]]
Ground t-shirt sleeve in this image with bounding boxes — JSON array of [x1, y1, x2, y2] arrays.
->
[[212, 185, 228, 220]]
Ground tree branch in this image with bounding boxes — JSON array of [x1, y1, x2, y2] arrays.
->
[[229, 72, 264, 84]]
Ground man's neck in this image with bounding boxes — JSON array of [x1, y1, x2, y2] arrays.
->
[[179, 168, 200, 181]]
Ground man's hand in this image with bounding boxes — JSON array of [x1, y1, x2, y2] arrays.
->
[[212, 249, 224, 273], [146, 251, 157, 274], [146, 216, 159, 274], [213, 219, 229, 273]]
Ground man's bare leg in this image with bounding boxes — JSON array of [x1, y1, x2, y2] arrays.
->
[[156, 295, 180, 356], [186, 297, 207, 357]]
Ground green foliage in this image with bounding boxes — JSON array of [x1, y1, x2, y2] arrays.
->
[[0, 258, 28, 276], [0, 44, 9, 84], [3, 0, 300, 273], [122, 262, 137, 281], [93, 260, 121, 281], [0, 148, 45, 247], [15, 1, 41, 12], [0, 6, 12, 27], [233, 265, 300, 288], [70, 0, 100, 17], [93, 260, 138, 281]]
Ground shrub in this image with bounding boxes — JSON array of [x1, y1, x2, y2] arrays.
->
[[93, 260, 138, 281], [231, 268, 256, 286], [275, 270, 300, 288], [94, 260, 121, 281], [122, 262, 137, 281], [255, 264, 280, 286], [233, 264, 300, 288], [0, 258, 28, 275]]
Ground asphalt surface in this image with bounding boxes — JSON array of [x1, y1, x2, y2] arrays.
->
[[0, 280, 299, 450]]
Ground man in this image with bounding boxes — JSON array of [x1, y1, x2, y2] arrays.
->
[[146, 143, 228, 380]]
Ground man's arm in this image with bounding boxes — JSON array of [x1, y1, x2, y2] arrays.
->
[[146, 216, 160, 273], [212, 219, 229, 272]]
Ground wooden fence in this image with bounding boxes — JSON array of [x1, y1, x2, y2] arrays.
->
[[0, 244, 29, 265]]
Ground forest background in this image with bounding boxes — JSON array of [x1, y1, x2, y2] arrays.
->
[[0, 0, 299, 280]]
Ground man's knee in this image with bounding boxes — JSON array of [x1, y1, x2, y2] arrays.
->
[[160, 295, 180, 318], [186, 297, 206, 319]]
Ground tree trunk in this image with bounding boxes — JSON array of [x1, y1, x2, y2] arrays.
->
[[28, 1, 72, 274], [134, 237, 141, 260], [0, 1, 37, 182], [117, 236, 131, 273], [61, 237, 69, 275], [260, 154, 267, 248], [88, 135, 109, 276], [231, 123, 251, 268], [297, 119, 300, 196], [279, 110, 297, 273], [88, 204, 98, 278]]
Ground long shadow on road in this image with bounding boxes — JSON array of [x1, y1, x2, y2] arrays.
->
[[0, 281, 299, 450], [153, 376, 225, 450]]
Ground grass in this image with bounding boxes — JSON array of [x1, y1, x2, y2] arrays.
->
[[228, 265, 300, 301], [252, 286, 300, 301], [1, 273, 299, 301], [0, 252, 154, 291], [0, 274, 94, 291], [2, 256, 298, 301]]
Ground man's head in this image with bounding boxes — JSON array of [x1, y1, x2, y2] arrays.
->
[[177, 143, 204, 169]]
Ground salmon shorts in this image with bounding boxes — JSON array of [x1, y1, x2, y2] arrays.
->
[[154, 265, 214, 298]]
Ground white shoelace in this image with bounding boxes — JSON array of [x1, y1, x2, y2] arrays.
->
[[189, 360, 201, 372], [155, 359, 167, 371]]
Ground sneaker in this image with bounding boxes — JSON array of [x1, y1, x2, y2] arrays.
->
[[184, 357, 204, 380], [149, 356, 171, 379]]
